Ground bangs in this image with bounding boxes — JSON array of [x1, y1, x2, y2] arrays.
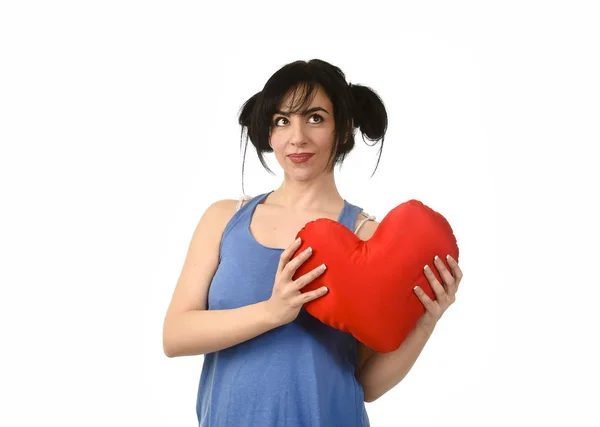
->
[[274, 81, 319, 114], [257, 61, 333, 119], [258, 82, 326, 125]]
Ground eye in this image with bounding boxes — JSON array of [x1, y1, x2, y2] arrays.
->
[[308, 114, 324, 124], [274, 117, 288, 127]]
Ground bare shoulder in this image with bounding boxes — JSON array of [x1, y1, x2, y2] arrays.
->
[[354, 211, 380, 241], [163, 198, 240, 320], [207, 196, 252, 222], [205, 199, 239, 227], [199, 196, 254, 243]]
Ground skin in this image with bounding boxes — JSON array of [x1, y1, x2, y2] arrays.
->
[[162, 82, 465, 404], [265, 84, 345, 212], [263, 83, 464, 401]]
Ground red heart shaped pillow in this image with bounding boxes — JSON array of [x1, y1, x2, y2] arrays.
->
[[292, 199, 459, 353]]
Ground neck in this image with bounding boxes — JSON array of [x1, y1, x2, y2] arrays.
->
[[269, 172, 343, 213]]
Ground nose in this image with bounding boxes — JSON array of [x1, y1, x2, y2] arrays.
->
[[289, 119, 307, 147]]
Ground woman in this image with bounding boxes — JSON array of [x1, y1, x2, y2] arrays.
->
[[163, 59, 463, 426]]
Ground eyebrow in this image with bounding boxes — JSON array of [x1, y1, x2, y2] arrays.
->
[[275, 106, 330, 117]]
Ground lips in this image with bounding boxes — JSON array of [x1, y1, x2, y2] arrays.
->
[[288, 153, 314, 164]]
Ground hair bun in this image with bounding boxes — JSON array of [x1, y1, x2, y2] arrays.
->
[[349, 83, 387, 141]]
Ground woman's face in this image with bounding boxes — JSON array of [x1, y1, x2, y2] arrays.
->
[[269, 85, 336, 180]]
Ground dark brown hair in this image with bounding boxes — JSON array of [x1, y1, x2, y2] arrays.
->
[[238, 59, 388, 193]]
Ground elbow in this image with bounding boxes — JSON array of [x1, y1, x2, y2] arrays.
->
[[163, 335, 186, 358], [163, 342, 176, 358], [357, 372, 378, 403], [359, 381, 380, 403], [162, 320, 179, 358], [162, 312, 209, 358], [163, 335, 176, 358], [363, 391, 379, 403], [162, 320, 202, 358]]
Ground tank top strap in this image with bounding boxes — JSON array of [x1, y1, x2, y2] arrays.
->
[[236, 193, 252, 211], [221, 192, 271, 246], [353, 209, 376, 235]]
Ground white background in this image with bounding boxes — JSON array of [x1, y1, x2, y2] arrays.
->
[[1, 1, 599, 426]]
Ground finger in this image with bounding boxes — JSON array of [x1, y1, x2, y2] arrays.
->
[[433, 255, 455, 290], [423, 264, 448, 303], [277, 237, 303, 274], [446, 255, 463, 285], [295, 263, 327, 290], [299, 286, 329, 304], [283, 246, 313, 278], [413, 285, 436, 311]]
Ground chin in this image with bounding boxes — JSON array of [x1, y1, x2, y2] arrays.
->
[[285, 170, 313, 181], [287, 167, 328, 182], [279, 156, 328, 179]]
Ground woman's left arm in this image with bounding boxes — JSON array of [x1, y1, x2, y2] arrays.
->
[[356, 320, 433, 403], [353, 219, 463, 402], [355, 253, 464, 402]]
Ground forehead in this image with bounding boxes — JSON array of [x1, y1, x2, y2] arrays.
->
[[279, 84, 332, 111]]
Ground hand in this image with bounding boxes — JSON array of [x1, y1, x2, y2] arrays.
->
[[265, 237, 328, 327], [413, 254, 463, 334]]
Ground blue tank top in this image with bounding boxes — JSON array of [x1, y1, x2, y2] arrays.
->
[[196, 191, 371, 426]]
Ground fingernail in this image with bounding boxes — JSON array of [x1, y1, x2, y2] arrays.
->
[[320, 263, 326, 271], [446, 254, 454, 262], [323, 287, 328, 292], [307, 247, 312, 254], [424, 265, 429, 272], [296, 237, 301, 244], [434, 255, 440, 262]]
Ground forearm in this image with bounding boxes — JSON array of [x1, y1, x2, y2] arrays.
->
[[163, 301, 279, 357], [357, 325, 434, 402]]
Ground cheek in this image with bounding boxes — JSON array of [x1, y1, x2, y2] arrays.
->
[[268, 134, 284, 151], [314, 129, 336, 149]]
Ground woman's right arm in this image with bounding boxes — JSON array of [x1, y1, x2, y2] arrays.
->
[[162, 199, 328, 357], [162, 199, 275, 357]]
